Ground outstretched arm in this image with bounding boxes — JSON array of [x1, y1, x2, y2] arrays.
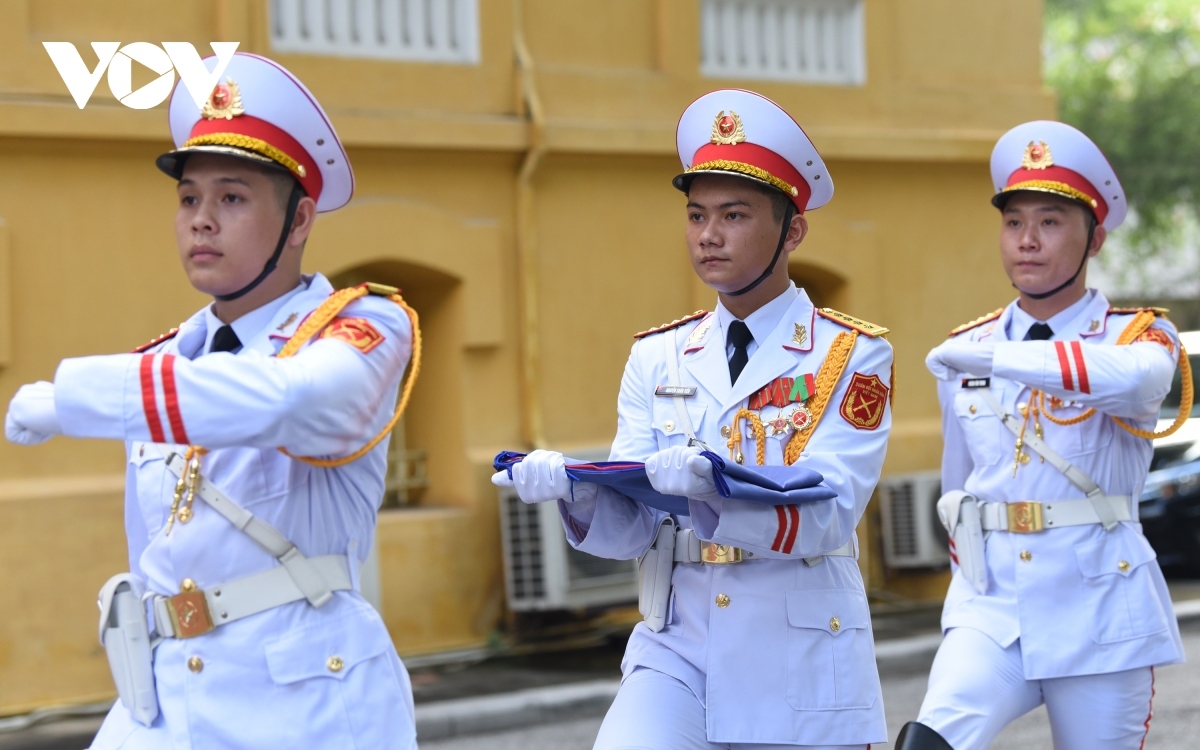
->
[[53, 297, 411, 456]]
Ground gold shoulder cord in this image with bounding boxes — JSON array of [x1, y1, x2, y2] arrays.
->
[[164, 285, 422, 530], [726, 330, 860, 466], [1036, 310, 1193, 439], [784, 331, 858, 464], [274, 284, 423, 468]]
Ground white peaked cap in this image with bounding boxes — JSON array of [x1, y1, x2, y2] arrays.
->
[[990, 120, 1126, 230], [158, 52, 353, 213], [674, 89, 832, 212]]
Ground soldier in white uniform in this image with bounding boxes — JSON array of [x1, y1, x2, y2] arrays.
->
[[5, 53, 418, 749], [495, 90, 894, 749], [895, 121, 1187, 750]]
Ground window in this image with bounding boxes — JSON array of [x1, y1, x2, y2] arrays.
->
[[701, 0, 865, 85], [383, 416, 428, 507], [270, 0, 480, 64]]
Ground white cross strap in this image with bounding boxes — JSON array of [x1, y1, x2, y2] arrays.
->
[[164, 451, 338, 607], [977, 389, 1126, 531], [665, 327, 713, 452]]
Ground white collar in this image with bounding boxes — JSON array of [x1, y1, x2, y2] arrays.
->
[[1008, 288, 1096, 340], [202, 281, 308, 354], [716, 281, 799, 346]]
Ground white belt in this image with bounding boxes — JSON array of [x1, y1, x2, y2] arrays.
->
[[979, 497, 1133, 534], [151, 555, 353, 640], [671, 527, 856, 566]]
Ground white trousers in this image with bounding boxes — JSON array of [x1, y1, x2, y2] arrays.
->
[[593, 668, 868, 750], [917, 627, 1154, 750]]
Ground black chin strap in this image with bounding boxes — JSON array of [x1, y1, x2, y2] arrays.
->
[[216, 182, 304, 302], [728, 203, 796, 297], [1016, 216, 1097, 301]]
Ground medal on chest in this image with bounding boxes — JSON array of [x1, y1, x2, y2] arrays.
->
[[726, 374, 816, 464], [748, 374, 817, 437]]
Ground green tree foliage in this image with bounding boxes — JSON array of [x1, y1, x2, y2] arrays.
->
[[1046, 0, 1200, 252]]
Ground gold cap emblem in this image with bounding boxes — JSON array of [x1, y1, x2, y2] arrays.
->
[[1022, 140, 1053, 170], [202, 78, 245, 121], [711, 110, 746, 146]]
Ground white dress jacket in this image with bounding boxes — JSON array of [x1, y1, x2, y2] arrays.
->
[[937, 290, 1185, 680], [55, 274, 416, 750], [559, 286, 894, 746]]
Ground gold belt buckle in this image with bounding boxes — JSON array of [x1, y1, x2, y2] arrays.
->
[[166, 591, 215, 639], [1006, 501, 1044, 534], [701, 542, 744, 564]]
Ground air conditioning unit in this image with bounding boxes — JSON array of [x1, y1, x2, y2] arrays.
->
[[878, 471, 950, 569], [497, 450, 639, 612]]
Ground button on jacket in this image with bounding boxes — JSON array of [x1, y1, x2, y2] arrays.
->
[[559, 285, 894, 747], [58, 274, 417, 750], [938, 289, 1185, 680]]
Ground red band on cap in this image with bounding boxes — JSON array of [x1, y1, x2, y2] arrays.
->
[[689, 142, 813, 212], [188, 115, 323, 202], [1004, 165, 1108, 225]]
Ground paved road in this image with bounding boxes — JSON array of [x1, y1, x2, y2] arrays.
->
[[425, 620, 1200, 749]]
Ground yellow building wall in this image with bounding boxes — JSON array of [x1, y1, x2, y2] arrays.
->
[[0, 0, 1051, 712]]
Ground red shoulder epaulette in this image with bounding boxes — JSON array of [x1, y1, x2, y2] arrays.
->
[[131, 328, 179, 353], [633, 310, 708, 339], [948, 308, 1005, 338], [1107, 306, 1169, 317]]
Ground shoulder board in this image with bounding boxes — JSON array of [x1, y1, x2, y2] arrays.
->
[[1107, 306, 1169, 317], [131, 328, 179, 353], [362, 282, 400, 297], [633, 310, 708, 339], [947, 308, 1004, 338], [817, 308, 889, 338]]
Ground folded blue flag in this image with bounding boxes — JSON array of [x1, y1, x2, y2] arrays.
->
[[493, 451, 835, 516]]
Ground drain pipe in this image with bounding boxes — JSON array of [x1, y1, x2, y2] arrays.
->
[[514, 0, 548, 450]]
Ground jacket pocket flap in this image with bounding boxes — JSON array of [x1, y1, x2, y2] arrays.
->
[[129, 442, 168, 467], [786, 589, 870, 635], [1074, 531, 1157, 579], [954, 395, 993, 420], [651, 402, 707, 436], [265, 613, 391, 684]]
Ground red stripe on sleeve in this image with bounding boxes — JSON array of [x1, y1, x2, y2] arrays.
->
[[139, 355, 166, 443], [771, 506, 788, 552], [782, 505, 801, 554], [1070, 341, 1090, 394], [1054, 341, 1074, 391], [160, 355, 189, 445]]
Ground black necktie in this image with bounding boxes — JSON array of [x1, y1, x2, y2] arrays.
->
[[210, 325, 242, 353], [1026, 322, 1054, 341], [727, 320, 754, 384]]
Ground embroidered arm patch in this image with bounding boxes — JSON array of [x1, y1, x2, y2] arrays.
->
[[839, 372, 889, 430], [319, 317, 385, 354], [1135, 328, 1176, 355]]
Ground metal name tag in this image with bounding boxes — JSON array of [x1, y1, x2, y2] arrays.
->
[[961, 377, 991, 389], [655, 385, 697, 397]]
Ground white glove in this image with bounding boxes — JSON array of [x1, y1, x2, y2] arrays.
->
[[646, 445, 720, 501], [926, 340, 996, 381], [495, 450, 572, 504], [5, 381, 62, 446]]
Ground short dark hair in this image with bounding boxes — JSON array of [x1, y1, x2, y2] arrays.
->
[[254, 163, 300, 213], [687, 174, 793, 223], [749, 180, 793, 224]]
